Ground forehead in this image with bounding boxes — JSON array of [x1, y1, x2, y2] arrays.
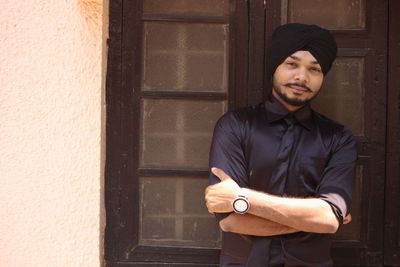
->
[[286, 50, 320, 65]]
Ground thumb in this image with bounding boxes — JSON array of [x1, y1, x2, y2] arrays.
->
[[211, 167, 231, 181]]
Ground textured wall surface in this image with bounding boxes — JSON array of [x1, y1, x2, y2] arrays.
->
[[0, 0, 106, 266]]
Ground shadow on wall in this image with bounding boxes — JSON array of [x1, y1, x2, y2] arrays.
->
[[79, 0, 103, 31]]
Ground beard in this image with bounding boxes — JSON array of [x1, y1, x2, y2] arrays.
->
[[272, 85, 319, 107]]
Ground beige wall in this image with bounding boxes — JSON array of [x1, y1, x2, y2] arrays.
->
[[0, 0, 107, 266]]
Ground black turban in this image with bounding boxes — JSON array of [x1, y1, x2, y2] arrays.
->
[[267, 23, 337, 78]]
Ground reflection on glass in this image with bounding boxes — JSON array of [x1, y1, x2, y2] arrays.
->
[[334, 165, 363, 240], [283, 0, 366, 30], [140, 99, 227, 169], [143, 0, 229, 17], [312, 57, 364, 135], [142, 22, 229, 92], [139, 176, 221, 247]]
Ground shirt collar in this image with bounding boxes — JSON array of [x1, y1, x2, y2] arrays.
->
[[264, 95, 313, 130]]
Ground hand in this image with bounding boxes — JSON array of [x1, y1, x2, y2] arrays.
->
[[205, 167, 241, 213]]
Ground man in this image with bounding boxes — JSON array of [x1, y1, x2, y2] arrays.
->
[[205, 23, 357, 266]]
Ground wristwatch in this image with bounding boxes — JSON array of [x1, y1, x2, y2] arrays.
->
[[233, 189, 249, 214]]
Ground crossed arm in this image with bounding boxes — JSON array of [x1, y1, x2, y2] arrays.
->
[[205, 168, 351, 236]]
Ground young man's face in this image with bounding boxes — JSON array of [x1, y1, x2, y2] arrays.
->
[[272, 50, 324, 111]]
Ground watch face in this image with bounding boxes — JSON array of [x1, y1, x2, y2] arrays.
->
[[233, 198, 249, 213]]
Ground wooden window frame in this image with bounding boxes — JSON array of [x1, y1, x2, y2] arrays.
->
[[105, 0, 252, 265]]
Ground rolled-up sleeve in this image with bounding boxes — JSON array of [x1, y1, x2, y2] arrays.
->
[[316, 128, 357, 224], [209, 111, 249, 221]]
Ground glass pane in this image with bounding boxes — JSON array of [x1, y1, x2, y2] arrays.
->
[[142, 22, 229, 92], [139, 176, 221, 247], [140, 99, 227, 169], [143, 0, 229, 17], [284, 0, 366, 30], [334, 165, 363, 240], [312, 57, 364, 135]]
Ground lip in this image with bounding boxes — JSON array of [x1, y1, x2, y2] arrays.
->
[[287, 85, 308, 94]]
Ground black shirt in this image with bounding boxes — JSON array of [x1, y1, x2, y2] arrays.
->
[[209, 96, 357, 266]]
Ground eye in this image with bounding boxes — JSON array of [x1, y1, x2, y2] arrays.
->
[[310, 67, 322, 73], [286, 61, 297, 67]]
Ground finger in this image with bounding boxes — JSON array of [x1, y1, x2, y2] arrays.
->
[[205, 201, 214, 214], [211, 167, 231, 181]]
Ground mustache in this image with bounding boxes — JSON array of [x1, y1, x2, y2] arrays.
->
[[284, 83, 312, 92]]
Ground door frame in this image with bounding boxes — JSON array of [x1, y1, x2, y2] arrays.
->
[[104, 0, 400, 266], [384, 0, 400, 265]]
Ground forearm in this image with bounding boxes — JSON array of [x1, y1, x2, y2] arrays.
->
[[205, 168, 340, 233], [219, 213, 299, 236], [244, 188, 339, 233]]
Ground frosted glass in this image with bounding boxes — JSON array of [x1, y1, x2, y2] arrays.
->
[[142, 22, 229, 92], [143, 0, 229, 17], [140, 99, 227, 169], [286, 0, 366, 30], [313, 57, 364, 135], [139, 176, 221, 247]]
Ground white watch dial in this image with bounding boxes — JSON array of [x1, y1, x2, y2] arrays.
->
[[233, 198, 249, 213]]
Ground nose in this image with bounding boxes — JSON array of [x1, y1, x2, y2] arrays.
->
[[294, 67, 309, 84]]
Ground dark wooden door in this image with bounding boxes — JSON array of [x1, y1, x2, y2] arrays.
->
[[105, 0, 400, 266], [262, 1, 388, 266], [106, 1, 243, 265]]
